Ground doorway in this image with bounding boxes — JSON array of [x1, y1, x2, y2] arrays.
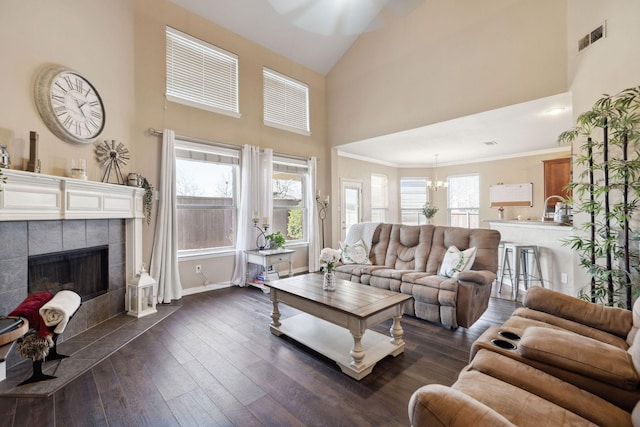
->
[[341, 180, 362, 241]]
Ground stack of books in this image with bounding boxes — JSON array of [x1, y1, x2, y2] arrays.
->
[[253, 267, 279, 284]]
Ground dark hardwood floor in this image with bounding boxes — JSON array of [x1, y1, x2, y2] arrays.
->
[[0, 286, 519, 427]]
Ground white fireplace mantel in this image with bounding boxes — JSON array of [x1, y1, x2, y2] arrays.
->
[[0, 169, 145, 281], [0, 169, 144, 221]]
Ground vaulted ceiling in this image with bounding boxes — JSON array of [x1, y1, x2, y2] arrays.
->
[[168, 0, 572, 166]]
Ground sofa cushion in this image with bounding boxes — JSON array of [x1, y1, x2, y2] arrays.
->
[[408, 384, 516, 427], [519, 326, 640, 390], [384, 224, 434, 271], [509, 307, 630, 349], [468, 349, 632, 427], [523, 286, 632, 338], [425, 227, 500, 275], [438, 246, 477, 278], [334, 264, 385, 278], [454, 370, 602, 427], [340, 239, 371, 265]]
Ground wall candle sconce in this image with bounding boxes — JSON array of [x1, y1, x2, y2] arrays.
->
[[316, 194, 329, 248], [253, 211, 269, 250]]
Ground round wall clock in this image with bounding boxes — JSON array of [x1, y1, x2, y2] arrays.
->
[[34, 65, 106, 144]]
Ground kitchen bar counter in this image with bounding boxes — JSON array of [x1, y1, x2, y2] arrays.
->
[[486, 219, 576, 296], [485, 219, 572, 228]]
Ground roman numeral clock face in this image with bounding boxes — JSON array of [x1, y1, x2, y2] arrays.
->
[[35, 65, 105, 144]]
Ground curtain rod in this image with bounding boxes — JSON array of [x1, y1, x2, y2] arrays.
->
[[145, 128, 239, 151], [145, 128, 311, 161]]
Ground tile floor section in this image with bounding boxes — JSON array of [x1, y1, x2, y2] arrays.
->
[[0, 304, 180, 397]]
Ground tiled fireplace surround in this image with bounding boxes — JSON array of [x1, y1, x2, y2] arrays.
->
[[0, 170, 144, 369]]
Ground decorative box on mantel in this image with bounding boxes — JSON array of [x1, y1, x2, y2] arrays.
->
[[127, 265, 157, 318]]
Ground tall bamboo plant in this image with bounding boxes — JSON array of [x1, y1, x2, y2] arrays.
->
[[559, 86, 640, 309]]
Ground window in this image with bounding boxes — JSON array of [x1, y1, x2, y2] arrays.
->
[[263, 68, 310, 135], [272, 156, 308, 243], [166, 26, 240, 117], [400, 178, 428, 225], [371, 173, 388, 222], [448, 174, 480, 228], [175, 140, 240, 255]]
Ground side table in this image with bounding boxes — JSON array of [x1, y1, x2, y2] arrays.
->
[[245, 249, 295, 293]]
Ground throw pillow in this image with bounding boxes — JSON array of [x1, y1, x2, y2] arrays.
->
[[340, 240, 371, 265], [438, 246, 477, 278]]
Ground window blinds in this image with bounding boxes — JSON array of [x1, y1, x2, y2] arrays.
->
[[371, 174, 388, 209], [263, 68, 310, 135], [166, 27, 239, 117], [175, 140, 240, 165], [400, 178, 428, 209]]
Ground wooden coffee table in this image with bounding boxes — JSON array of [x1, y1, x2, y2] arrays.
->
[[266, 274, 412, 380]]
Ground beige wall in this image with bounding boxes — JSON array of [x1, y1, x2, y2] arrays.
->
[[327, 0, 640, 298], [328, 152, 399, 246], [3, 1, 639, 297], [133, 0, 328, 290], [0, 0, 135, 177], [332, 149, 571, 236], [326, 0, 568, 147], [567, 0, 640, 116], [0, 0, 329, 291], [564, 0, 640, 295], [403, 150, 572, 226]]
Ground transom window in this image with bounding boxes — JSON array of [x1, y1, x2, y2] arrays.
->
[[263, 68, 310, 135], [448, 174, 480, 228], [272, 156, 308, 243], [166, 26, 240, 117], [175, 140, 240, 255], [400, 177, 428, 225]]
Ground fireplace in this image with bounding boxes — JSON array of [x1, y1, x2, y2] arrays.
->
[[28, 246, 109, 302], [0, 170, 145, 372]]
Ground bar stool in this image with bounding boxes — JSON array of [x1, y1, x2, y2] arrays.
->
[[498, 242, 544, 300]]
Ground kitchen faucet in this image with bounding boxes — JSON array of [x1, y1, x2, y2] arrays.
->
[[541, 195, 565, 221]]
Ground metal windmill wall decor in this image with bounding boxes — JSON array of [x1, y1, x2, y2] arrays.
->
[[95, 140, 129, 184]]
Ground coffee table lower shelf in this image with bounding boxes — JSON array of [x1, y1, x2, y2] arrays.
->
[[270, 313, 404, 380]]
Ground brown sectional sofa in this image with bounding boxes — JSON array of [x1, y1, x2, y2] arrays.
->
[[408, 286, 640, 426], [334, 223, 501, 328]]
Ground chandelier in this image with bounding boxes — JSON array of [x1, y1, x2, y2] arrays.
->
[[427, 154, 448, 191]]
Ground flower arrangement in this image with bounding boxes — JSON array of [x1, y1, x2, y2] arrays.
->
[[320, 247, 342, 273], [422, 201, 439, 219], [497, 206, 504, 213]]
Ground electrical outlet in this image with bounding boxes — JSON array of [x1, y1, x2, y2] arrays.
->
[[195, 264, 202, 274], [561, 273, 568, 284]]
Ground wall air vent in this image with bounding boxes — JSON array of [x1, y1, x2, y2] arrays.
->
[[578, 21, 606, 53]]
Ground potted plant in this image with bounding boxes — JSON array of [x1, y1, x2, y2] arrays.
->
[[141, 176, 154, 225], [265, 231, 286, 250], [422, 201, 439, 224], [558, 86, 640, 308]]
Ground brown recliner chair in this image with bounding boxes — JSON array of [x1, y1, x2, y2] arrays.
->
[[408, 287, 640, 426]]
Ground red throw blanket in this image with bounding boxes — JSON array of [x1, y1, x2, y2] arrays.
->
[[9, 291, 54, 338]]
